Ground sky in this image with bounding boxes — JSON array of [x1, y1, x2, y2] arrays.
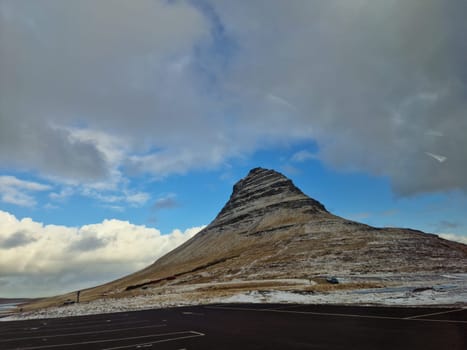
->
[[1, 0, 466, 298]]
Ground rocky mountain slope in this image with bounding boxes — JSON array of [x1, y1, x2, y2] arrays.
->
[[24, 168, 467, 310]]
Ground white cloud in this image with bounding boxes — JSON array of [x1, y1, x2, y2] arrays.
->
[[425, 152, 447, 163], [125, 192, 151, 206], [101, 205, 125, 212], [0, 0, 211, 183], [0, 173, 149, 210], [0, 210, 205, 297], [49, 186, 74, 201], [0, 176, 51, 207], [210, 0, 467, 195], [1, 0, 467, 196], [0, 176, 50, 191], [154, 193, 179, 209], [266, 94, 298, 111], [438, 233, 467, 245], [291, 150, 317, 163], [81, 188, 150, 207], [66, 127, 127, 167], [425, 130, 444, 137]]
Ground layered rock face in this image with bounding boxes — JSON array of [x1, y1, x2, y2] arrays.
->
[[210, 167, 328, 233], [146, 168, 333, 273]]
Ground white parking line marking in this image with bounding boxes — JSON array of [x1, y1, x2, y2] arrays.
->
[[102, 331, 206, 350], [205, 306, 467, 324], [0, 319, 151, 338], [182, 311, 204, 316], [13, 331, 205, 350], [405, 308, 466, 320], [206, 305, 402, 320], [0, 324, 166, 342], [55, 317, 141, 326], [0, 317, 142, 331]]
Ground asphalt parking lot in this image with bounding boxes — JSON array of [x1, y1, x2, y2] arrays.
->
[[1, 303, 465, 349]]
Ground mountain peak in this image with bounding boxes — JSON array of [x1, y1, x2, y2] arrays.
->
[[210, 168, 328, 230], [232, 167, 304, 200]]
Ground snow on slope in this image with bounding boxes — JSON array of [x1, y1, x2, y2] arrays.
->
[[3, 274, 466, 321]]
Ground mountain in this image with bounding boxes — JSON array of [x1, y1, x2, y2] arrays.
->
[[24, 168, 467, 309]]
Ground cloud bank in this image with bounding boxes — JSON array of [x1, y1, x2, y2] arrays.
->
[[1, 0, 467, 197], [0, 210, 204, 297]]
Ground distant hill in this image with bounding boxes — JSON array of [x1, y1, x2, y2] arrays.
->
[[0, 298, 36, 305]]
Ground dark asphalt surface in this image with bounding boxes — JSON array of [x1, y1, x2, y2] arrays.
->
[[0, 303, 465, 349]]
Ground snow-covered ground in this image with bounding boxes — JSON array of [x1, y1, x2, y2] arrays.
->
[[2, 273, 466, 321]]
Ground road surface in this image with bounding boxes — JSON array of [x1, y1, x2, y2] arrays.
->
[[1, 303, 465, 349]]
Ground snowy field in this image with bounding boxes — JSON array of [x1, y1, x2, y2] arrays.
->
[[2, 273, 466, 321]]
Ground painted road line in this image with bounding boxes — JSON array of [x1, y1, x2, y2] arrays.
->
[[0, 319, 152, 337], [42, 316, 142, 327], [13, 331, 205, 350], [0, 317, 149, 330], [0, 316, 143, 330], [0, 324, 167, 343], [206, 305, 403, 320], [181, 311, 204, 315], [205, 305, 467, 324], [402, 318, 467, 324], [405, 308, 466, 320], [102, 331, 206, 350]]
